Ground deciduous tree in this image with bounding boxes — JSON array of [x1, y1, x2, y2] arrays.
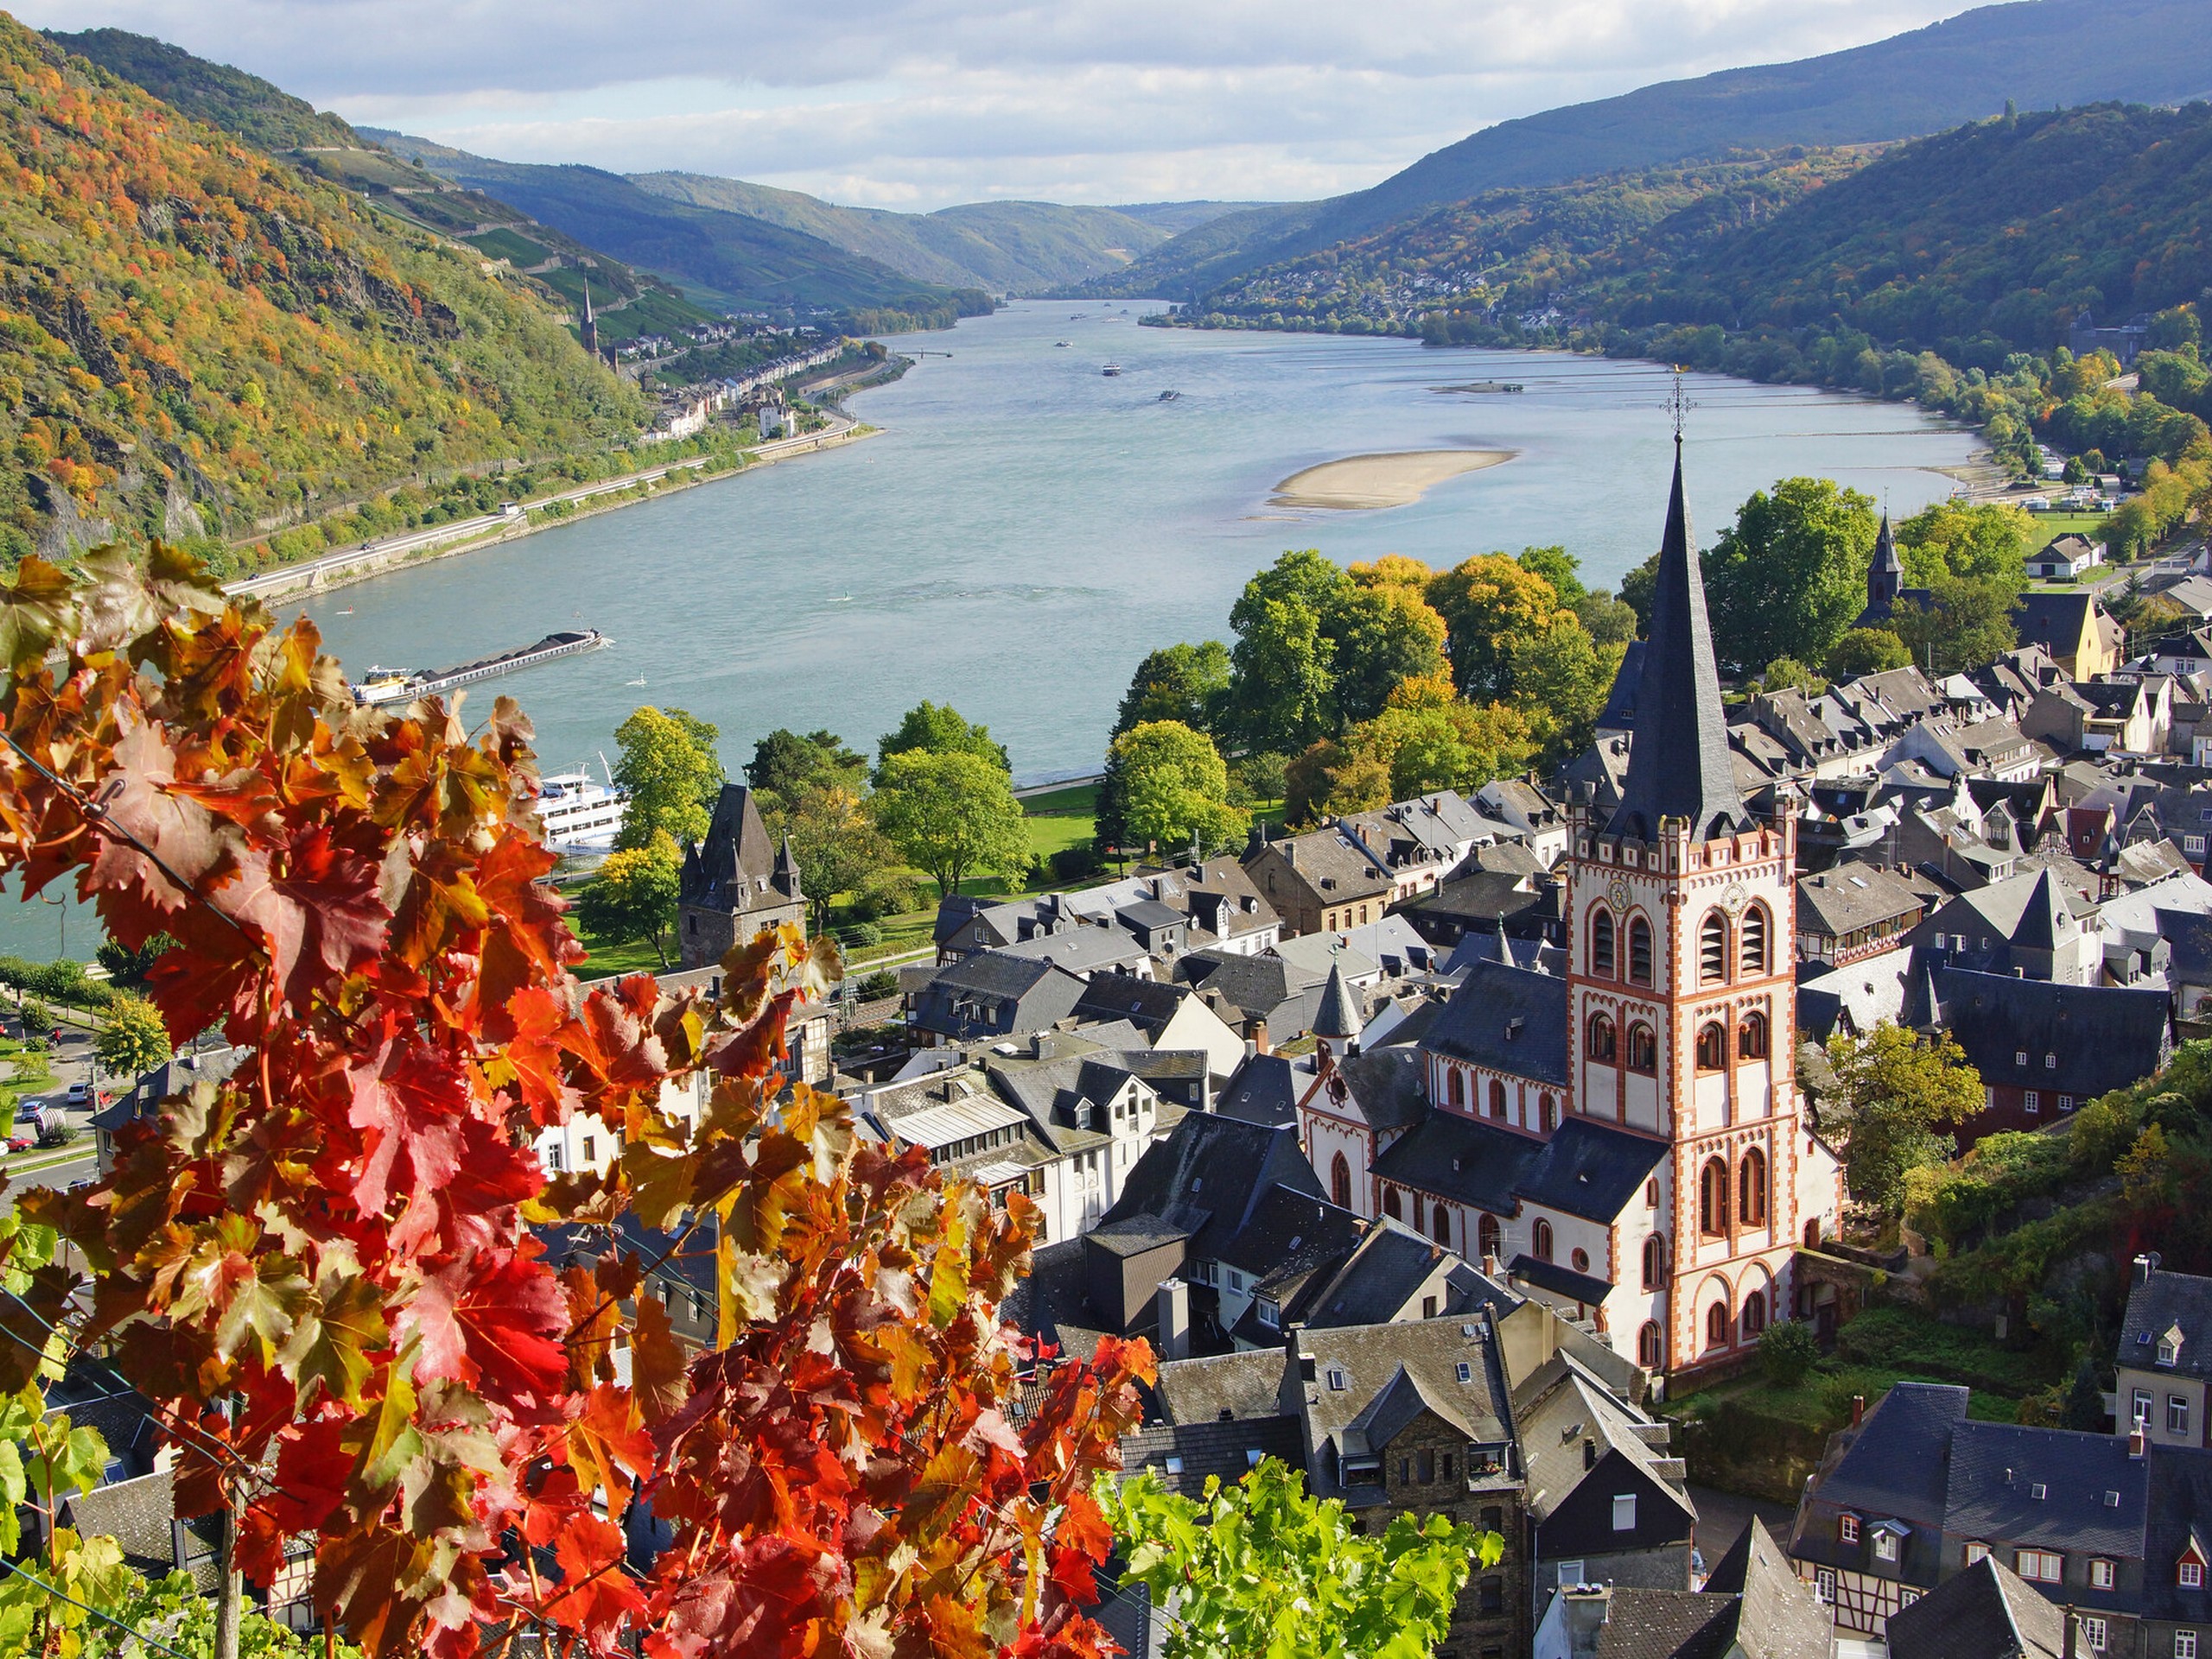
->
[[92, 991, 171, 1079], [1114, 642, 1230, 738], [1824, 1021, 1986, 1215], [612, 705, 724, 850], [781, 784, 897, 933], [573, 832, 683, 966], [1106, 721, 1248, 857], [1423, 553, 1562, 702], [1826, 627, 1911, 679], [875, 700, 1010, 779], [875, 747, 1032, 897], [1704, 478, 1878, 671]]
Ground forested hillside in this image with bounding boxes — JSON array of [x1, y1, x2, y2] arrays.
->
[[632, 173, 1172, 295], [0, 18, 639, 563], [54, 29, 718, 346], [1096, 0, 2212, 300], [372, 133, 988, 328]]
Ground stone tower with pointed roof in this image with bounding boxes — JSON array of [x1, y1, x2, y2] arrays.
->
[[1865, 512, 1904, 617], [1565, 438, 1839, 1377], [677, 784, 804, 969], [578, 275, 598, 359]]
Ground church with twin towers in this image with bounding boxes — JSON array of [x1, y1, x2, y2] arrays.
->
[[1305, 437, 1844, 1380]]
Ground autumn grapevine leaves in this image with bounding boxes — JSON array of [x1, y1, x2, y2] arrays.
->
[[0, 543, 1153, 1658]]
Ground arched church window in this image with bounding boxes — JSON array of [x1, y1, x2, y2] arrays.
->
[[1700, 911, 1729, 985], [1587, 1013, 1617, 1063], [1740, 904, 1770, 976], [1331, 1152, 1351, 1210], [1643, 1234, 1665, 1290], [1739, 1147, 1769, 1228], [1533, 1217, 1554, 1262], [1700, 1158, 1730, 1236], [1627, 1023, 1657, 1074], [1696, 1021, 1726, 1071], [1591, 910, 1616, 978], [1628, 917, 1654, 986], [1738, 1010, 1769, 1060]]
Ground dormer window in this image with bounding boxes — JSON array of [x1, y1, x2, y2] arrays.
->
[[2183, 1551, 2207, 1590], [2161, 1325, 2185, 1369], [1838, 1514, 1860, 1545]]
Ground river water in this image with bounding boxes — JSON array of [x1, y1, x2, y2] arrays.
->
[[1, 301, 1982, 958]]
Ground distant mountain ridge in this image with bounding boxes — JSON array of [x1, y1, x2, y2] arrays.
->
[[1096, 0, 2212, 299]]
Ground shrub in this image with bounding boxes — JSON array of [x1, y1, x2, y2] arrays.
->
[[17, 998, 51, 1036], [1049, 844, 1105, 882], [1760, 1319, 1821, 1387], [841, 921, 883, 950], [855, 970, 900, 1001]]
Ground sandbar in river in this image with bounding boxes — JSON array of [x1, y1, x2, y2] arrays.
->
[[1272, 448, 1516, 510]]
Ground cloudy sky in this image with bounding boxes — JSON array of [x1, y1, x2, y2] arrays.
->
[[27, 0, 1981, 209]]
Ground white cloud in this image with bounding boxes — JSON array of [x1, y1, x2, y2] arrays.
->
[[24, 0, 1977, 207]]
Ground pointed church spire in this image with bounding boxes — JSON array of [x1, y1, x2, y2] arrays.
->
[[1313, 961, 1364, 1042], [1607, 435, 1751, 842], [1866, 512, 1903, 613]]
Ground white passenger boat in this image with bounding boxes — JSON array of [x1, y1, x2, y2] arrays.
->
[[537, 759, 627, 852]]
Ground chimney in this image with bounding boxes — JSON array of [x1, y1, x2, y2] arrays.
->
[[1582, 1438, 1598, 1471], [1482, 1251, 1499, 1276], [1156, 1278, 1190, 1362], [1282, 841, 1296, 868], [1851, 1395, 1866, 1427], [2130, 1427, 2147, 1460], [2064, 1607, 2080, 1659], [2135, 1253, 2161, 1287], [1243, 1037, 1258, 1059], [1251, 1018, 1271, 1056]]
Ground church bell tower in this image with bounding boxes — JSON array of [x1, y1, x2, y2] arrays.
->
[[1562, 429, 1834, 1377]]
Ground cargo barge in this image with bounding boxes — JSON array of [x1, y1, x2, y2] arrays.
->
[[352, 629, 610, 706]]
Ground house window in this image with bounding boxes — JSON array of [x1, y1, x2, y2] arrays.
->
[[1457, 1361, 1472, 1382], [1815, 1568, 1836, 1605], [2178, 1635, 2199, 1659], [1637, 1320, 1662, 1369], [2046, 1053, 2058, 1070], [2091, 1558, 2117, 1590], [1612, 1494, 1637, 1531], [2017, 1549, 2064, 1584], [545, 1144, 564, 1173], [1875, 1531, 1899, 1563], [582, 1135, 596, 1164], [2016, 1050, 2029, 1067], [1628, 917, 1653, 985], [2137, 1389, 2156, 1426], [1591, 910, 1617, 978], [1533, 1218, 1554, 1262], [2184, 1560, 2207, 1590], [1965, 1543, 1990, 1565], [1627, 1023, 1657, 1074], [2025, 1090, 2041, 1114], [2060, 1095, 2075, 1112], [2162, 1329, 2184, 1367], [2082, 1616, 2108, 1653], [1478, 1577, 1503, 1615], [1325, 1367, 1348, 1391], [1700, 911, 1729, 984], [1557, 1561, 1586, 1589], [2172, 1396, 2192, 1438], [1839, 1515, 1860, 1545], [1741, 1289, 1768, 1338]]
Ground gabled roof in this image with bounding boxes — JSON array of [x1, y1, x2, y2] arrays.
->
[[2120, 1262, 2212, 1383], [1213, 1052, 1299, 1126], [1330, 1046, 1430, 1135], [1423, 958, 1570, 1085], [1295, 1221, 1457, 1329], [1608, 443, 1752, 842], [1915, 963, 2170, 1102], [1294, 1315, 1515, 1505], [1515, 1118, 1670, 1224], [1101, 1110, 1321, 1265], [1344, 1363, 1477, 1453], [1882, 1555, 2064, 1659], [1152, 1348, 1287, 1425], [1942, 1421, 2147, 1558], [1370, 1109, 1541, 1215], [1807, 1381, 1968, 1527], [2142, 1442, 2212, 1624]]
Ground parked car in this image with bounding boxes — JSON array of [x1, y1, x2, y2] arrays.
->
[[14, 1098, 42, 1120], [3, 1135, 28, 1154], [65, 1081, 87, 1104]]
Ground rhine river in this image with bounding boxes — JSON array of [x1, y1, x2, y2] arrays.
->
[[0, 301, 1984, 958]]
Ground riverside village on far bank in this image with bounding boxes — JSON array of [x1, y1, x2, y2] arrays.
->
[[41, 401, 2212, 1659]]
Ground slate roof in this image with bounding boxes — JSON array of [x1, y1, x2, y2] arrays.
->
[[1295, 1316, 1517, 1506], [1295, 1222, 1458, 1329], [1331, 1046, 1430, 1135], [1582, 1591, 1735, 1659], [1882, 1555, 2065, 1659], [1804, 1381, 1969, 1529], [1211, 1182, 1363, 1280], [1796, 864, 1926, 937], [2141, 1443, 2212, 1624], [1370, 1109, 1541, 1214], [1916, 963, 2171, 1103], [1000, 1237, 1110, 1363], [1173, 948, 1316, 1021], [1510, 1252, 1613, 1302], [679, 784, 797, 910], [1153, 1348, 1288, 1425], [1423, 958, 1570, 1085], [1120, 1415, 1306, 1497], [1515, 1118, 1671, 1224], [1313, 962, 1364, 1039], [2120, 1262, 2212, 1383], [1212, 1052, 1299, 1126], [1609, 447, 1751, 842], [57, 1470, 223, 1590], [1100, 1111, 1321, 1265], [1403, 868, 1548, 931], [1943, 1421, 2148, 1559]]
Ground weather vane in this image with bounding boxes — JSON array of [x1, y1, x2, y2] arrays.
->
[[1669, 366, 1694, 443]]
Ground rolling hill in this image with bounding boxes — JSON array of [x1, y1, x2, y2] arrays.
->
[[368, 132, 985, 326], [631, 173, 1173, 295], [1097, 0, 2212, 299], [0, 18, 640, 562]]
